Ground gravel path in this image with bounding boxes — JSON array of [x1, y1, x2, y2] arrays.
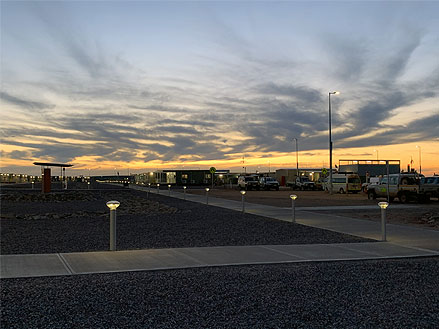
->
[[1, 257, 438, 328], [1, 188, 372, 254]]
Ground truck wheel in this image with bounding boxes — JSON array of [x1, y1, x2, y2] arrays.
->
[[399, 193, 409, 204], [339, 188, 345, 194], [368, 191, 376, 200]]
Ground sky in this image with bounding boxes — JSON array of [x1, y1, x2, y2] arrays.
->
[[1, 1, 438, 176]]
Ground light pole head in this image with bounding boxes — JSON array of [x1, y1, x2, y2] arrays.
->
[[106, 200, 120, 210], [290, 194, 298, 200], [378, 202, 389, 209], [240, 190, 246, 195], [205, 187, 210, 192]]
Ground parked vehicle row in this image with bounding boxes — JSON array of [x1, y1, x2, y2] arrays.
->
[[365, 173, 439, 203], [238, 175, 280, 191]]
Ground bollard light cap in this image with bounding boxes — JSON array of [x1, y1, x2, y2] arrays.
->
[[290, 194, 298, 200], [240, 190, 246, 195], [183, 186, 187, 189], [106, 200, 120, 210], [205, 187, 210, 192], [157, 183, 160, 187], [168, 184, 171, 188], [378, 201, 389, 209]]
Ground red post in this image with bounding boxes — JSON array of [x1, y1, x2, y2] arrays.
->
[[42, 168, 51, 193]]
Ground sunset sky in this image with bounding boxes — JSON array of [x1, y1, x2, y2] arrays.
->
[[1, 1, 438, 176]]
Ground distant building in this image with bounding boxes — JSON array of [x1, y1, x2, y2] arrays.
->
[[134, 169, 232, 186], [338, 160, 400, 182]]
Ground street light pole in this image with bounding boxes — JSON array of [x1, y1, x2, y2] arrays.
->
[[328, 91, 339, 195], [416, 145, 421, 174], [293, 138, 299, 175]]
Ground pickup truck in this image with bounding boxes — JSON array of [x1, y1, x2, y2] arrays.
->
[[366, 173, 426, 203], [259, 176, 280, 190], [287, 177, 315, 190], [238, 175, 260, 191], [420, 176, 439, 199]]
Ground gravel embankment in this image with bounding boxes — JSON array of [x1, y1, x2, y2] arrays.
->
[[1, 188, 373, 254], [1, 257, 438, 328]]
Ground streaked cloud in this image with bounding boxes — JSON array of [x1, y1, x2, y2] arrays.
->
[[1, 1, 438, 174]]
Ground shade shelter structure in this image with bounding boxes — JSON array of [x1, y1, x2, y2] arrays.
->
[[33, 162, 73, 193]]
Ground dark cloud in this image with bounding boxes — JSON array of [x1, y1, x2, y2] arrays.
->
[[380, 28, 424, 82], [0, 91, 54, 110], [255, 83, 324, 104]]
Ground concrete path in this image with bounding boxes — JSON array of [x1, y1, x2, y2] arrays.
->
[[1, 185, 438, 279], [2, 242, 436, 279]]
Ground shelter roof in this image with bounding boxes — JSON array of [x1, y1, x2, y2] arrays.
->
[[33, 162, 73, 167]]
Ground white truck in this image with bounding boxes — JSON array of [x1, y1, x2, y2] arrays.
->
[[287, 177, 315, 190], [366, 173, 426, 203]]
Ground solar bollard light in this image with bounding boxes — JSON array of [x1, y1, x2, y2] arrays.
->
[[378, 202, 389, 241], [183, 186, 187, 200], [240, 190, 246, 213], [157, 183, 160, 194], [32, 181, 35, 189], [290, 195, 298, 223], [106, 200, 120, 251], [205, 187, 210, 205], [168, 184, 171, 196], [87, 181, 90, 190], [147, 183, 151, 199]]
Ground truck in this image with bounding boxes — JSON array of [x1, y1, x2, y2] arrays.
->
[[366, 173, 426, 203], [259, 176, 280, 190], [238, 175, 260, 191], [287, 176, 315, 190]]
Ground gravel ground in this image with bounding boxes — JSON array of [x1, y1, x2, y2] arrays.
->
[[1, 257, 438, 328], [0, 188, 372, 254]]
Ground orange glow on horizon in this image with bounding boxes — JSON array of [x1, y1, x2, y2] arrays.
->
[[1, 141, 438, 176]]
